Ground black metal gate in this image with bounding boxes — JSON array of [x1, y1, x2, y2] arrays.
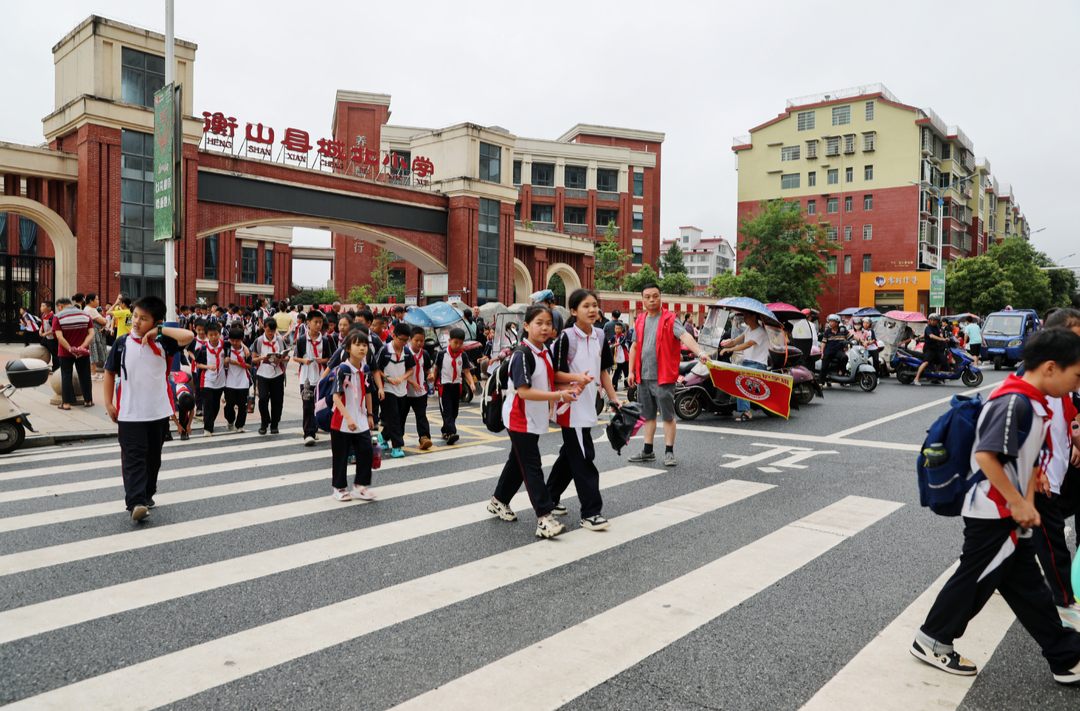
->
[[0, 255, 55, 343]]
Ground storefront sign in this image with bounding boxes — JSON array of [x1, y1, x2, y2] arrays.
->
[[929, 269, 946, 308], [423, 273, 448, 297]]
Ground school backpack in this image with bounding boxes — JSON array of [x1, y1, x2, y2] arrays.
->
[[482, 344, 535, 433], [916, 392, 1032, 516], [314, 364, 364, 433]]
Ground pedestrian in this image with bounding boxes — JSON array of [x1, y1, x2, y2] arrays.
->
[[374, 321, 416, 459], [547, 288, 621, 531], [719, 311, 770, 422], [626, 283, 710, 466], [329, 330, 376, 502], [39, 300, 58, 371], [18, 306, 40, 347], [292, 310, 330, 445], [818, 314, 848, 388], [52, 297, 95, 410], [486, 305, 580, 539], [83, 293, 108, 381], [223, 327, 252, 433], [611, 322, 630, 390], [111, 294, 133, 339], [194, 321, 228, 436], [964, 316, 983, 367], [914, 313, 950, 385], [530, 289, 563, 334], [103, 295, 194, 521], [435, 327, 476, 445], [252, 317, 287, 435], [603, 308, 622, 345], [403, 326, 434, 451], [912, 328, 1080, 685]]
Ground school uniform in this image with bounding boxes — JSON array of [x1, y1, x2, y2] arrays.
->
[[222, 342, 251, 430], [492, 340, 558, 518], [547, 326, 614, 519], [1033, 392, 1080, 607], [611, 333, 630, 390], [435, 347, 473, 438], [104, 331, 181, 511], [195, 339, 228, 433], [191, 336, 209, 413], [295, 332, 331, 439], [375, 344, 416, 449], [253, 333, 287, 431], [330, 361, 373, 490], [170, 349, 196, 435], [918, 375, 1080, 675], [401, 345, 431, 442], [20, 312, 40, 347]]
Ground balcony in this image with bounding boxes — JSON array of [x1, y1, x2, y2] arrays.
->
[[961, 152, 975, 173], [596, 191, 620, 202], [564, 223, 588, 235], [531, 221, 556, 232], [920, 246, 939, 269], [597, 224, 619, 236], [732, 134, 752, 147], [531, 186, 555, 197], [564, 188, 588, 200]]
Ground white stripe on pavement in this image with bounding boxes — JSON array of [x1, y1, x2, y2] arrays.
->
[[825, 381, 998, 441], [0, 460, 666, 644], [390, 495, 904, 711], [0, 445, 501, 576], [673, 424, 921, 452], [4, 479, 775, 710], [799, 561, 1015, 711]]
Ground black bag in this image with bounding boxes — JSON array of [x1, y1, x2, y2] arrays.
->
[[482, 345, 535, 433], [606, 401, 644, 455]]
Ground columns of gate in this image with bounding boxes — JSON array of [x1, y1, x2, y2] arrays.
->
[[75, 124, 122, 298], [533, 248, 549, 297], [447, 196, 478, 303], [176, 142, 201, 306], [499, 202, 515, 305]]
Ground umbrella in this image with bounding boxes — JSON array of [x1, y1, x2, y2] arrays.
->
[[403, 301, 464, 328], [715, 297, 781, 327], [765, 302, 803, 314], [837, 307, 863, 316], [853, 307, 880, 318], [477, 302, 505, 324], [950, 312, 979, 322], [883, 310, 928, 323]]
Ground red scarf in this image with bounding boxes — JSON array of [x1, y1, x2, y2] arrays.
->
[[410, 346, 425, 390], [132, 329, 162, 356], [207, 341, 223, 370], [990, 373, 1054, 482], [262, 336, 283, 373]]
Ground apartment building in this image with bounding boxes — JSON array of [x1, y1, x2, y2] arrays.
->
[[664, 226, 735, 292]]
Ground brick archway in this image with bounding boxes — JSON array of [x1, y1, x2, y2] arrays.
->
[[546, 262, 582, 295], [0, 196, 76, 297]]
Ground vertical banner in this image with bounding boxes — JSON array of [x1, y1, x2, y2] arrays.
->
[[929, 269, 945, 309], [153, 83, 175, 242]]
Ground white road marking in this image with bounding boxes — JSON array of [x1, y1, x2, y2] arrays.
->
[[824, 381, 999, 441], [771, 449, 838, 468], [721, 443, 810, 468], [0, 462, 666, 644], [674, 424, 920, 451], [390, 495, 904, 711], [0, 445, 501, 576], [758, 466, 781, 473], [799, 561, 1016, 711], [4, 479, 775, 710]]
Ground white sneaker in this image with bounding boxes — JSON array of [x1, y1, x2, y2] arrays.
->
[[303, 436, 315, 446], [486, 499, 517, 521], [204, 431, 213, 437], [332, 488, 352, 502], [236, 427, 245, 433], [580, 515, 610, 531], [1058, 604, 1080, 630], [1053, 655, 1080, 685], [535, 515, 566, 539]]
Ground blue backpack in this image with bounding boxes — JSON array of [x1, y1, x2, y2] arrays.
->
[[916, 392, 1031, 516], [314, 364, 366, 433]]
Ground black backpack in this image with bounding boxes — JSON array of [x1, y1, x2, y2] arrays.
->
[[482, 344, 536, 433]]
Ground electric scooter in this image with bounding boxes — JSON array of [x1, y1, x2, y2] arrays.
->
[[893, 338, 983, 387], [0, 358, 49, 455], [812, 339, 879, 391]]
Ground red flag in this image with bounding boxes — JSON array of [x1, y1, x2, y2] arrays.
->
[[705, 361, 794, 419]]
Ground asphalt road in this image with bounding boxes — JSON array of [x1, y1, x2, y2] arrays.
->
[[1, 368, 1078, 711]]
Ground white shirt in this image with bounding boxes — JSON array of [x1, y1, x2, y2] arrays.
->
[[332, 362, 370, 433], [254, 335, 287, 379], [199, 340, 228, 389], [1046, 396, 1072, 494], [554, 325, 602, 429], [440, 349, 469, 384], [108, 333, 176, 422], [297, 333, 325, 386], [503, 340, 554, 435], [741, 326, 770, 365], [225, 344, 251, 389], [379, 344, 411, 397], [406, 347, 428, 397]]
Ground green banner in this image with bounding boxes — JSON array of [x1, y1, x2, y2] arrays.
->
[[153, 83, 175, 242], [929, 268, 945, 308]]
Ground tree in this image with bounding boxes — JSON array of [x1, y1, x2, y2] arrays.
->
[[945, 256, 1017, 316], [594, 222, 631, 291], [622, 264, 661, 294], [737, 199, 832, 308], [548, 274, 565, 298], [659, 272, 695, 296], [292, 288, 340, 305], [659, 241, 688, 277], [986, 237, 1052, 313], [1031, 250, 1080, 309], [706, 268, 769, 302], [346, 284, 374, 305]]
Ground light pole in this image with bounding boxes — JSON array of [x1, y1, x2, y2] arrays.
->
[[163, 0, 177, 321]]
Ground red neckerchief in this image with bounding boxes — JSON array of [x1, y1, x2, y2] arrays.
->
[[232, 344, 247, 368], [409, 346, 425, 389], [262, 335, 283, 373], [132, 330, 162, 356], [447, 347, 463, 383], [990, 373, 1054, 482], [207, 340, 223, 370], [525, 340, 555, 387]]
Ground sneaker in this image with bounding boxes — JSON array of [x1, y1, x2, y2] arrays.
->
[[145, 497, 156, 509], [303, 436, 315, 447], [486, 499, 517, 521], [348, 454, 356, 465], [913, 381, 922, 386], [332, 488, 352, 502], [664, 452, 677, 467], [390, 448, 405, 458], [227, 423, 235, 432], [441, 433, 449, 440], [131, 505, 149, 522], [446, 433, 460, 445], [551, 503, 568, 516], [258, 427, 267, 435], [1053, 658, 1080, 685], [909, 638, 977, 676], [235, 427, 245, 433], [377, 432, 385, 446], [164, 431, 173, 442], [419, 436, 433, 451], [1058, 605, 1080, 631], [581, 515, 610, 531], [628, 449, 656, 463], [535, 515, 567, 539], [180, 432, 190, 441], [204, 430, 213, 438], [270, 427, 280, 435], [351, 486, 376, 501]]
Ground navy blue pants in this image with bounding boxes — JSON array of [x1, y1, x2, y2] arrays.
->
[[118, 418, 168, 510], [547, 426, 602, 518]]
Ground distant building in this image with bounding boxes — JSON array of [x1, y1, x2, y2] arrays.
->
[[662, 227, 735, 293]]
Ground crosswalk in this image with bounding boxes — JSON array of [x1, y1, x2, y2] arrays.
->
[[0, 427, 1039, 710]]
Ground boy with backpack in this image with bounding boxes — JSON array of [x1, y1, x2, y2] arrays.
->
[[374, 322, 416, 459], [293, 310, 331, 446], [327, 331, 375, 501], [435, 327, 476, 446], [911, 328, 1080, 685], [252, 317, 288, 435], [403, 326, 434, 451], [223, 327, 251, 433], [194, 321, 228, 436]]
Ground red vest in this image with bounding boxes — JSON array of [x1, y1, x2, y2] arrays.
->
[[633, 310, 681, 385]]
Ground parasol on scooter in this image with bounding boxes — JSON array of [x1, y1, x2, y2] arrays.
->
[[404, 301, 483, 400], [766, 303, 825, 405]]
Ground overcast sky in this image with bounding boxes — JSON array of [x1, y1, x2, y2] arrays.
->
[[3, 0, 1077, 287]]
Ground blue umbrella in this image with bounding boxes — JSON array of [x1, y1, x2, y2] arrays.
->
[[715, 297, 781, 327], [403, 302, 464, 329], [854, 307, 881, 318], [837, 307, 863, 316]]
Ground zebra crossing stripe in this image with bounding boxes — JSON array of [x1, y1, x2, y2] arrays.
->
[[0, 445, 502, 576], [0, 460, 663, 644], [799, 561, 1015, 711], [3, 479, 775, 710], [389, 495, 904, 711]]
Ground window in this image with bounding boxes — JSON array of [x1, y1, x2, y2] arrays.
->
[[863, 254, 872, 271], [513, 161, 521, 185], [120, 129, 165, 299], [843, 134, 855, 154], [808, 171, 816, 187], [825, 137, 840, 156], [477, 198, 500, 304], [979, 193, 985, 213], [797, 111, 816, 131], [940, 143, 951, 160], [633, 172, 644, 197], [844, 226, 852, 241], [532, 163, 554, 187], [597, 168, 619, 193], [203, 233, 218, 280], [865, 101, 875, 121], [479, 142, 501, 183], [846, 167, 853, 183], [564, 206, 587, 225], [781, 173, 800, 189], [121, 47, 165, 109], [844, 254, 852, 274], [863, 224, 873, 240], [781, 146, 801, 161], [264, 249, 273, 285], [514, 202, 520, 221], [565, 165, 587, 190], [845, 196, 853, 212], [862, 131, 876, 151], [826, 255, 837, 274], [827, 169, 838, 185], [864, 194, 873, 210], [864, 164, 874, 180], [632, 246, 643, 265], [632, 210, 643, 231], [807, 199, 816, 215], [241, 247, 257, 284], [826, 227, 838, 242], [805, 140, 818, 159], [531, 204, 553, 223], [827, 197, 838, 213], [597, 208, 619, 227], [832, 105, 851, 126]]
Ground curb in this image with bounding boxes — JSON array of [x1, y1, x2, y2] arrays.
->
[[22, 430, 118, 449]]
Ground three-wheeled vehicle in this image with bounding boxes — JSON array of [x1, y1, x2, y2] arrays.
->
[[404, 302, 483, 401], [765, 302, 824, 405], [981, 308, 1041, 370]]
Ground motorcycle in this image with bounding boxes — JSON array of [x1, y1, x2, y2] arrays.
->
[[812, 337, 879, 391], [892, 337, 984, 387], [0, 358, 49, 454]]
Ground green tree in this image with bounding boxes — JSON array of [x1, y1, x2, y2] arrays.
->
[[346, 284, 374, 305], [1031, 251, 1080, 309], [622, 264, 661, 294], [548, 274, 565, 298], [659, 272, 695, 296], [945, 256, 1017, 316], [738, 199, 831, 307], [594, 221, 631, 291], [986, 237, 1052, 313], [292, 288, 340, 305], [706, 268, 769, 302], [659, 241, 688, 277]]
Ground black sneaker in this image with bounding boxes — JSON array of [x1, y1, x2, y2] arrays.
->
[[270, 427, 280, 435], [446, 433, 460, 445], [909, 639, 977, 676], [145, 497, 156, 509], [180, 432, 190, 441], [258, 427, 267, 435], [628, 450, 656, 463], [581, 515, 610, 531]]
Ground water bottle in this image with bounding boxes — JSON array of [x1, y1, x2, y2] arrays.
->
[[923, 442, 948, 468], [372, 442, 383, 470]]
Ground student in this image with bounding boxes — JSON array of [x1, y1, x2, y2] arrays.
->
[[912, 328, 1080, 685], [293, 310, 331, 445], [18, 306, 40, 347], [403, 325, 434, 450], [112, 295, 134, 338], [39, 300, 58, 371], [191, 318, 209, 418], [487, 305, 582, 539], [103, 295, 194, 521], [223, 327, 252, 433], [195, 321, 228, 436], [252, 317, 288, 435], [435, 327, 476, 445], [547, 289, 621, 531], [611, 321, 630, 390], [329, 331, 376, 501], [374, 322, 416, 458]]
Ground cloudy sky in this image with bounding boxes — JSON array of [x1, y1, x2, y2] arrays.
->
[[3, 0, 1077, 287]]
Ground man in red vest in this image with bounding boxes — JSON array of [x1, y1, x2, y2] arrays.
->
[[627, 283, 710, 467]]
